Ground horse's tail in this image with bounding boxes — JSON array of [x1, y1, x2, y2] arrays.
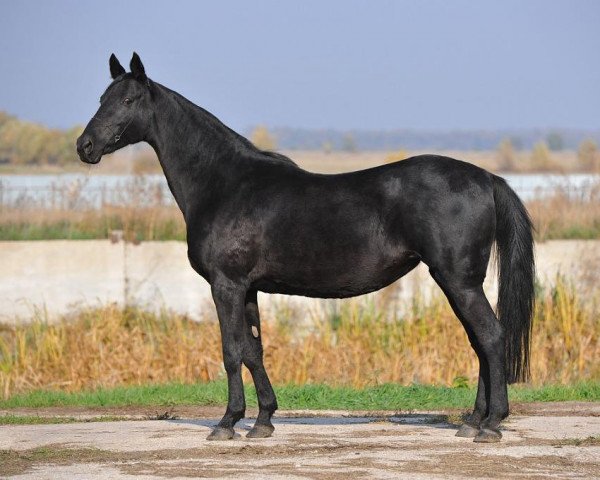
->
[[492, 175, 535, 383]]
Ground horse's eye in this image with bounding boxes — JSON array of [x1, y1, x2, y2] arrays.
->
[[123, 98, 132, 105]]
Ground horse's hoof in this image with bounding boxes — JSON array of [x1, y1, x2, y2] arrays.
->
[[473, 428, 502, 443], [246, 424, 275, 439], [206, 427, 235, 441], [455, 423, 480, 438]]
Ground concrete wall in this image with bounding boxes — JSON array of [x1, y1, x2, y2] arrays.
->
[[1, 240, 598, 323]]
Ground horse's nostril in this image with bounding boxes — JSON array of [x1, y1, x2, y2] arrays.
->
[[83, 139, 93, 155]]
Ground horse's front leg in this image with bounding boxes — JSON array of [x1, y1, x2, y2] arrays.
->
[[243, 290, 278, 438], [207, 277, 247, 440]]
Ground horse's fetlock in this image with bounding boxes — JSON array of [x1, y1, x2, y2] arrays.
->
[[225, 406, 245, 421], [259, 399, 278, 413]]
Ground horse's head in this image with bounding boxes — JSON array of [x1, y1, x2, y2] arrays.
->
[[77, 52, 154, 164]]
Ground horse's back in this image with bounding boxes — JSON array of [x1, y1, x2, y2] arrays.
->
[[240, 155, 496, 296]]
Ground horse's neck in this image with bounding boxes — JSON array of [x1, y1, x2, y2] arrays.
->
[[146, 86, 244, 217]]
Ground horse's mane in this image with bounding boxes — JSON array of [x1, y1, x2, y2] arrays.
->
[[156, 81, 299, 168], [221, 124, 298, 167], [249, 147, 299, 167]]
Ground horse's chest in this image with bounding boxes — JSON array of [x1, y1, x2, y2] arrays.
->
[[187, 225, 261, 280]]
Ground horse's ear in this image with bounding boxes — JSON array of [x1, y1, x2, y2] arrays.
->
[[109, 54, 126, 79], [130, 52, 147, 82]]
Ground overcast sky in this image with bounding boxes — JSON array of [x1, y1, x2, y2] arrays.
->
[[1, 1, 599, 131]]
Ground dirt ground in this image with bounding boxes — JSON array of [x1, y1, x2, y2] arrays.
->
[[1, 402, 599, 479]]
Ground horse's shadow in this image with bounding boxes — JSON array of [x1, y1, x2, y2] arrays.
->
[[167, 413, 462, 432]]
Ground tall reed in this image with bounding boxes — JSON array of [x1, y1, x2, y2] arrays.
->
[[1, 278, 597, 399], [528, 179, 600, 240]]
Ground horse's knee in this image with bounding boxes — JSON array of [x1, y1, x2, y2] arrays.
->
[[478, 321, 505, 355], [222, 349, 242, 375]]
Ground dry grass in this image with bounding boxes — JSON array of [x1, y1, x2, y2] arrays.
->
[[0, 204, 185, 241], [527, 180, 600, 240], [1, 278, 597, 399]]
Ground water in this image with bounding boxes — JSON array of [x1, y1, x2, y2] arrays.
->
[[500, 173, 597, 200], [0, 173, 174, 208], [0, 172, 597, 208]]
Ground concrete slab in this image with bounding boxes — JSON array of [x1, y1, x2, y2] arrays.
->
[[2, 239, 599, 323], [1, 409, 599, 479]]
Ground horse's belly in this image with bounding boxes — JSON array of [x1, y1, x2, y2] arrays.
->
[[254, 250, 421, 299]]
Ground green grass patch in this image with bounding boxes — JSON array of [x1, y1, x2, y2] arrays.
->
[[0, 415, 137, 425], [556, 435, 600, 447], [544, 225, 600, 240], [1, 381, 598, 411], [0, 223, 107, 241], [0, 220, 186, 241], [0, 414, 79, 425]]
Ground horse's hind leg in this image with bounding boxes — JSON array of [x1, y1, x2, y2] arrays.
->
[[242, 290, 278, 438], [455, 338, 490, 438], [431, 272, 508, 443]]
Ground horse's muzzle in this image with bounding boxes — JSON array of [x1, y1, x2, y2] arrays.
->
[[76, 134, 101, 164]]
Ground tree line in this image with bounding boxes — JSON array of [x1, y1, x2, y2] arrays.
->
[[0, 111, 82, 166], [497, 137, 599, 172], [1, 111, 598, 171], [253, 126, 600, 152]]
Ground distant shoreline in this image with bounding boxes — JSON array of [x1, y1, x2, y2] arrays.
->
[[1, 148, 597, 176]]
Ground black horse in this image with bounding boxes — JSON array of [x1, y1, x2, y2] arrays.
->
[[77, 53, 534, 443]]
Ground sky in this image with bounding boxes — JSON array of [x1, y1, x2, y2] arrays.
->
[[1, 1, 599, 132]]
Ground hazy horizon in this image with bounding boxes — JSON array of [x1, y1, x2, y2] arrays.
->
[[1, 1, 599, 132]]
